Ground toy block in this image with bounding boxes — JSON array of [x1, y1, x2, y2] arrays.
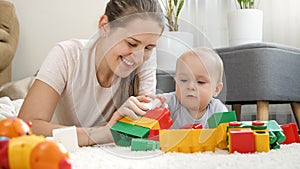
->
[[160, 129, 202, 153], [160, 129, 217, 153], [131, 138, 160, 151], [265, 120, 286, 149], [280, 123, 300, 144], [180, 123, 203, 129], [143, 107, 173, 129], [228, 129, 255, 153], [110, 121, 149, 146], [232, 121, 267, 130], [148, 129, 159, 141], [135, 117, 160, 129], [52, 126, 79, 152], [253, 130, 270, 152], [207, 111, 237, 128], [214, 123, 229, 150], [119, 116, 160, 129], [119, 116, 141, 125]]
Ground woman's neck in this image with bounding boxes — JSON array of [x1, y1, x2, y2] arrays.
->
[[95, 44, 116, 88]]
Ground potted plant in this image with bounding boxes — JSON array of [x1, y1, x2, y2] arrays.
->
[[156, 0, 193, 71], [227, 0, 263, 46], [161, 0, 184, 31]]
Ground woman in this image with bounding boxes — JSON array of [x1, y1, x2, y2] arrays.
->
[[18, 0, 165, 146]]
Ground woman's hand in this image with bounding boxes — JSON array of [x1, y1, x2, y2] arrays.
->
[[107, 94, 168, 127], [107, 95, 151, 127]]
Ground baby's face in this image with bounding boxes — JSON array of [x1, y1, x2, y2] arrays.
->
[[175, 53, 217, 113]]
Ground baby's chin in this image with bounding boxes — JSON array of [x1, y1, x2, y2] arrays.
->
[[181, 101, 200, 111]]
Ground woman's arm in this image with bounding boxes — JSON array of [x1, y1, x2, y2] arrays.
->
[[19, 79, 157, 146], [18, 79, 113, 146]]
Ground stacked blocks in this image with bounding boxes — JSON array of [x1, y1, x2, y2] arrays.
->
[[111, 109, 298, 154], [227, 121, 270, 153], [110, 107, 173, 147]]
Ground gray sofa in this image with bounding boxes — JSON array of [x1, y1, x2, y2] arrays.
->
[[156, 42, 300, 128]]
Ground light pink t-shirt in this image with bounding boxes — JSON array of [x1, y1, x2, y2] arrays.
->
[[37, 32, 157, 127]]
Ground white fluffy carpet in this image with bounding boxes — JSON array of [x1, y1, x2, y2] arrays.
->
[[70, 143, 300, 169]]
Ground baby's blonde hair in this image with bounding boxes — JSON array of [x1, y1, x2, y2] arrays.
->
[[177, 47, 224, 84]]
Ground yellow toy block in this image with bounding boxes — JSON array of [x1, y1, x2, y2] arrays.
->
[[135, 117, 160, 129], [214, 123, 229, 150], [253, 129, 270, 152], [160, 129, 201, 153], [119, 117, 141, 125], [119, 117, 160, 129], [159, 129, 218, 153]]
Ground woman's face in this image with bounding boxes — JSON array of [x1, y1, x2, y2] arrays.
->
[[102, 18, 162, 78]]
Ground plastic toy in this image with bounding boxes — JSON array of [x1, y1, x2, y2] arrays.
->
[[110, 107, 173, 147], [111, 108, 291, 154], [226, 120, 285, 150], [0, 118, 32, 138], [207, 110, 237, 128], [131, 138, 160, 151], [280, 123, 300, 144], [227, 121, 270, 153], [0, 118, 72, 169]]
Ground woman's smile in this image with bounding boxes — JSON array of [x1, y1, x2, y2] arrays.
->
[[120, 56, 135, 67]]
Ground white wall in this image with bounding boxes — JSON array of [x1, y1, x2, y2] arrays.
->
[[10, 0, 109, 81]]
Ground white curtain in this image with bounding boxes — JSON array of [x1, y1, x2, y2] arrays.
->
[[260, 0, 300, 48], [179, 0, 300, 48]]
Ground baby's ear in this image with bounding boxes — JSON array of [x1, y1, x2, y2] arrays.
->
[[213, 82, 223, 97]]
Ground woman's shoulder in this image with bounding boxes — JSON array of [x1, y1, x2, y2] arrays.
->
[[56, 39, 88, 51]]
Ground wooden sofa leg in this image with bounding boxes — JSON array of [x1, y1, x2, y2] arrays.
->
[[232, 104, 242, 121], [291, 102, 300, 129], [257, 101, 269, 120]]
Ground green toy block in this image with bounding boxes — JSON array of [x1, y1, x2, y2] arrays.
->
[[240, 121, 267, 130], [131, 138, 160, 151], [265, 120, 286, 149], [207, 111, 237, 128], [110, 121, 150, 147]]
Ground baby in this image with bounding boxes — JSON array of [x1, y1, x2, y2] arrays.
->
[[162, 47, 228, 129]]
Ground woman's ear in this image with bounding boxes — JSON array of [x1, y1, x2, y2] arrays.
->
[[213, 82, 223, 97], [98, 15, 109, 29], [98, 15, 110, 37]]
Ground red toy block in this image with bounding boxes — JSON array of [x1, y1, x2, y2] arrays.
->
[[144, 107, 173, 129], [280, 123, 300, 144], [148, 129, 159, 141], [229, 129, 255, 153], [180, 124, 203, 129]]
